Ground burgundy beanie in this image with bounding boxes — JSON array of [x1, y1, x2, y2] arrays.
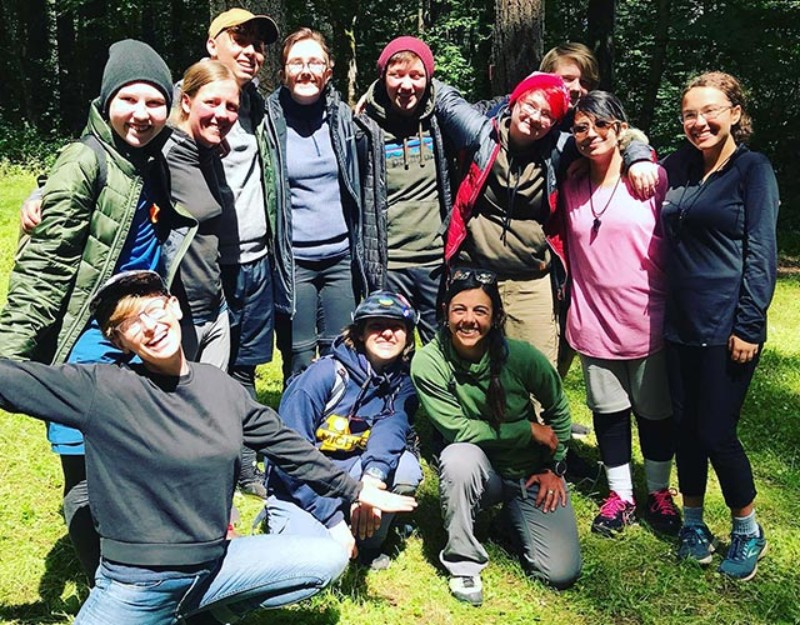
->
[[377, 36, 435, 77], [508, 72, 571, 125]]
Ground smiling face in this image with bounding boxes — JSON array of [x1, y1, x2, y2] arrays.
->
[[181, 79, 240, 147], [281, 38, 332, 105], [112, 295, 186, 374], [447, 288, 493, 360], [359, 317, 408, 371], [107, 83, 168, 148], [509, 90, 554, 149], [384, 56, 428, 117], [572, 111, 626, 162], [682, 85, 741, 155], [207, 25, 266, 87]]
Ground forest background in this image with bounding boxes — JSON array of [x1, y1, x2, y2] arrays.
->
[[1, 0, 799, 226]]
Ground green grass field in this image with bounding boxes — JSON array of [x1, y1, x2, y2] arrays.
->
[[1, 170, 798, 624]]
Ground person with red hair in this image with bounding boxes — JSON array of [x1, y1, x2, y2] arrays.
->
[[436, 72, 655, 371]]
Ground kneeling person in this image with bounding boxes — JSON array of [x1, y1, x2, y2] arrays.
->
[[267, 291, 423, 569], [411, 268, 581, 606], [0, 271, 415, 624]]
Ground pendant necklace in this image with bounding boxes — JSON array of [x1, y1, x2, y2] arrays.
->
[[588, 174, 622, 233]]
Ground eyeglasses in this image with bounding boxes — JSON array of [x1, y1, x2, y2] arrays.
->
[[450, 267, 498, 285], [517, 101, 554, 126], [285, 60, 327, 75], [115, 298, 170, 338], [571, 119, 620, 137], [680, 105, 732, 125]]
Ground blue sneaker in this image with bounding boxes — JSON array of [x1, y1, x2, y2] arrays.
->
[[718, 526, 767, 581], [677, 524, 717, 564]]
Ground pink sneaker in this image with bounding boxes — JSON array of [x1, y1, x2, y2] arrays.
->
[[591, 491, 637, 537]]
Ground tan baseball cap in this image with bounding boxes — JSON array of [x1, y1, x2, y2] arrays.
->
[[208, 8, 279, 43]]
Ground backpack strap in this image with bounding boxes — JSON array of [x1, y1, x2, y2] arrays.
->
[[322, 359, 349, 418], [79, 134, 107, 201]]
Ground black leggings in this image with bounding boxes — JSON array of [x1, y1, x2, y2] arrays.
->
[[60, 455, 99, 585], [665, 342, 759, 509], [593, 409, 674, 468]]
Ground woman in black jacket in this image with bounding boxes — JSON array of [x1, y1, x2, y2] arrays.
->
[[661, 71, 779, 581], [264, 28, 365, 383]]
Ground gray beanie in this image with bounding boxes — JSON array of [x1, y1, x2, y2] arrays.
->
[[100, 39, 173, 115]]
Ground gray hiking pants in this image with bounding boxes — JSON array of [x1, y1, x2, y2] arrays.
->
[[437, 443, 582, 589]]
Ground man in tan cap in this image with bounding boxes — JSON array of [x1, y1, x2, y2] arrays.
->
[[206, 8, 281, 498]]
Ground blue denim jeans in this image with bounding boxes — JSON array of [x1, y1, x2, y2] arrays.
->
[[267, 451, 422, 551], [74, 534, 349, 625]]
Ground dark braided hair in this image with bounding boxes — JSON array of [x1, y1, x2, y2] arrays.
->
[[443, 274, 509, 430]]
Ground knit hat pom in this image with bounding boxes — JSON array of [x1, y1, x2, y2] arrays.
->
[[100, 39, 174, 115], [508, 72, 570, 124], [377, 36, 434, 78]]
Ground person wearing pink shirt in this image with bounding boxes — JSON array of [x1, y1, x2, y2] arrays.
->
[[559, 91, 680, 537]]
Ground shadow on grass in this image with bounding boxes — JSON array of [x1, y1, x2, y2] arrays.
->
[[238, 602, 342, 625], [0, 534, 87, 624]]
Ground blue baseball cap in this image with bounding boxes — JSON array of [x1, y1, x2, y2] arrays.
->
[[352, 291, 420, 327]]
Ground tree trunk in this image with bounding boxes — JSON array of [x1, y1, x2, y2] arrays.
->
[[491, 0, 544, 95], [639, 0, 671, 134], [587, 0, 616, 91], [345, 14, 359, 106]]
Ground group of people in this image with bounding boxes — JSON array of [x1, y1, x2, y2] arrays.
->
[[0, 6, 779, 623]]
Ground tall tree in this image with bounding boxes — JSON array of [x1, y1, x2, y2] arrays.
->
[[491, 0, 544, 94], [587, 0, 616, 91]]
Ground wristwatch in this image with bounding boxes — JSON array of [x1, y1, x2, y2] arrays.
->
[[547, 459, 567, 478]]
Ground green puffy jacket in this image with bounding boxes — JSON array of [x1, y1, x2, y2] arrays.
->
[[0, 100, 197, 364]]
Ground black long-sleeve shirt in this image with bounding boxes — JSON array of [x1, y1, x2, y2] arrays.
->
[[0, 359, 361, 566], [661, 143, 779, 346]]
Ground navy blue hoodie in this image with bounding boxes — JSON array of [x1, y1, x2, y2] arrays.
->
[[269, 336, 418, 527]]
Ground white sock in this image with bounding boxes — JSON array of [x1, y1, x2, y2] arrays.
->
[[605, 463, 634, 503], [644, 458, 672, 493]]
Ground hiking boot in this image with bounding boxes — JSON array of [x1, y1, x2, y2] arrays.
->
[[718, 525, 767, 581], [591, 491, 637, 537], [448, 575, 483, 606], [677, 524, 717, 564], [646, 488, 682, 536], [238, 465, 267, 499]]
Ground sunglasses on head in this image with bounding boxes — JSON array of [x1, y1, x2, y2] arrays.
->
[[450, 267, 498, 286]]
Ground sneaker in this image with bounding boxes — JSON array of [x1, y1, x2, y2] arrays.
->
[[448, 575, 483, 606], [565, 447, 601, 483], [591, 492, 637, 537], [358, 548, 392, 571], [718, 526, 767, 581], [238, 466, 267, 499], [571, 423, 592, 438], [677, 524, 717, 564], [646, 488, 682, 536]]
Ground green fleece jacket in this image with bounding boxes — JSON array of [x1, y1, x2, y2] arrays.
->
[[0, 100, 196, 364], [411, 333, 570, 478]]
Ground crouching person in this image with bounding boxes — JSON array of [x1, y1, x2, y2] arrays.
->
[[266, 291, 423, 570], [410, 268, 581, 606], [0, 271, 416, 625]]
